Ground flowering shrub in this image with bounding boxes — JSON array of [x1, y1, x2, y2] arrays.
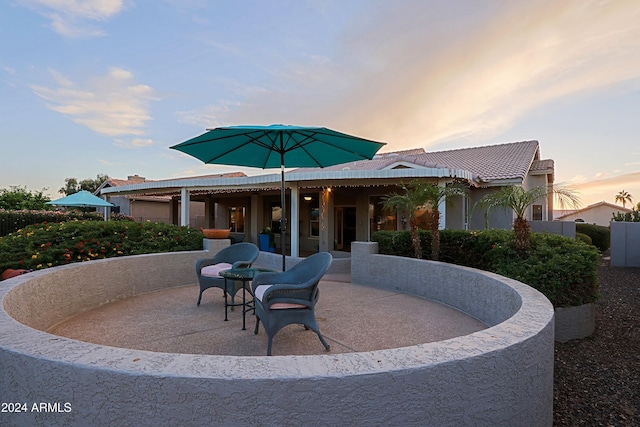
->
[[0, 220, 203, 272], [110, 212, 136, 221]]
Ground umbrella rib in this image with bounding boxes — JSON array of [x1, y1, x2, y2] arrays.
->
[[286, 130, 378, 166]]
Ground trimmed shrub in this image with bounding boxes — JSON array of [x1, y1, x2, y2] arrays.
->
[[488, 233, 600, 307], [576, 223, 610, 252], [575, 232, 592, 245], [373, 229, 600, 308], [371, 230, 414, 258]]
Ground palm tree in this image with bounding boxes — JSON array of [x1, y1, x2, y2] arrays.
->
[[615, 190, 633, 208], [474, 185, 580, 253], [382, 181, 467, 260]]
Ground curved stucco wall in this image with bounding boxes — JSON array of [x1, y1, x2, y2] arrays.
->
[[0, 243, 554, 427]]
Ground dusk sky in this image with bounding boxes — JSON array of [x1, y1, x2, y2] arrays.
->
[[2, 0, 639, 208]]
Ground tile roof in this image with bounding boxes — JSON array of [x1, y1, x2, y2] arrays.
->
[[105, 178, 142, 187], [104, 172, 247, 188], [418, 140, 541, 182], [530, 159, 554, 172], [295, 140, 544, 183]]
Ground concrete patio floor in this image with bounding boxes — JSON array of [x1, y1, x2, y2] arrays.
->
[[48, 273, 487, 357]]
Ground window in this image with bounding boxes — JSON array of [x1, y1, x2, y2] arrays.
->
[[271, 203, 282, 233], [414, 204, 433, 230], [369, 196, 397, 239], [532, 204, 543, 221], [309, 198, 319, 237]]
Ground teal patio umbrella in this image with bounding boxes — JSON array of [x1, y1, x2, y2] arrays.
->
[[46, 190, 115, 208], [170, 124, 386, 270]]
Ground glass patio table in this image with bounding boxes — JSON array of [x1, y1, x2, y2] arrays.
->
[[218, 267, 278, 330]]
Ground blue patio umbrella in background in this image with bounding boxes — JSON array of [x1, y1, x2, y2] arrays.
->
[[170, 124, 386, 271], [46, 190, 115, 208]]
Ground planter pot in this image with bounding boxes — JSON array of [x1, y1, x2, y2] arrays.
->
[[259, 234, 271, 251], [554, 303, 596, 342], [201, 228, 230, 239]]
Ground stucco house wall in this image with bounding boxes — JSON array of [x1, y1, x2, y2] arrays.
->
[[467, 187, 514, 231]]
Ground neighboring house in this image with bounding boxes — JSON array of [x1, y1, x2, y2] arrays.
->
[[555, 201, 631, 227], [100, 140, 555, 256], [97, 173, 246, 228]]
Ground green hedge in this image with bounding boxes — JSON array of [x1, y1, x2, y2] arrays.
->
[[372, 229, 600, 308], [0, 220, 203, 272], [575, 223, 610, 252], [0, 209, 103, 237]]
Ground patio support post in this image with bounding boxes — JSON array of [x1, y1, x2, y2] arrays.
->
[[290, 183, 299, 257], [250, 193, 259, 246], [169, 197, 179, 226], [204, 196, 214, 229], [438, 182, 446, 230], [319, 188, 332, 252], [280, 151, 287, 271], [180, 187, 190, 227]]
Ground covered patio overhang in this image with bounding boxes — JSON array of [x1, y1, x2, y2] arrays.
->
[[100, 167, 480, 256]]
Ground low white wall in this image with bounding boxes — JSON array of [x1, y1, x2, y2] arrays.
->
[[531, 220, 576, 238], [351, 242, 555, 425], [555, 303, 596, 342], [4, 251, 206, 331], [1, 244, 554, 426], [254, 250, 350, 275], [610, 221, 640, 267]]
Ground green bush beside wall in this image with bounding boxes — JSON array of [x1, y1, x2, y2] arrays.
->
[[372, 229, 600, 308], [575, 232, 592, 245], [575, 223, 610, 252]]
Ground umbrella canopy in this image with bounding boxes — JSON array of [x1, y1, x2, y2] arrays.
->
[[171, 124, 386, 270], [46, 190, 115, 208], [170, 125, 385, 168]]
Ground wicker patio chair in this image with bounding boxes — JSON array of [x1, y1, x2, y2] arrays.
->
[[195, 242, 259, 306], [228, 232, 245, 244], [252, 252, 332, 356]]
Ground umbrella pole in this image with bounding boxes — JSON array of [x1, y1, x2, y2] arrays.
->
[[280, 161, 286, 272]]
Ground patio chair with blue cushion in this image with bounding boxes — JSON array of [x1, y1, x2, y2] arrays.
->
[[195, 242, 260, 306], [252, 252, 332, 356]]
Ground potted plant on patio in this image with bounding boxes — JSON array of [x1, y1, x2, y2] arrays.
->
[[259, 227, 276, 252]]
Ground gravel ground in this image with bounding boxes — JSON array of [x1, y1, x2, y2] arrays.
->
[[553, 259, 640, 426]]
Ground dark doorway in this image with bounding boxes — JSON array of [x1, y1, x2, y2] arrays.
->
[[335, 206, 357, 251]]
